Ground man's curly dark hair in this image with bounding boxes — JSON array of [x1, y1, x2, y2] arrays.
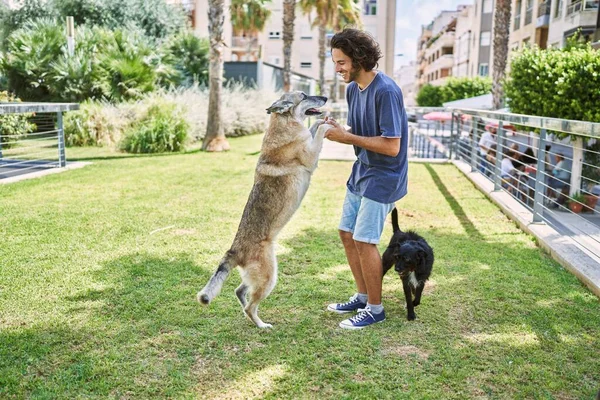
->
[[330, 28, 383, 72]]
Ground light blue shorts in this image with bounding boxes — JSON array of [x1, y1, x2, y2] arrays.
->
[[338, 189, 396, 244]]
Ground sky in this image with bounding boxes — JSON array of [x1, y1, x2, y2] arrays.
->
[[394, 0, 470, 68]]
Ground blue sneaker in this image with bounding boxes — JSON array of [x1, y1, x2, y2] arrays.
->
[[339, 306, 385, 329], [327, 294, 367, 314]]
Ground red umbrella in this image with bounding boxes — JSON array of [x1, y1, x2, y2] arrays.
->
[[423, 111, 453, 121], [485, 120, 516, 131]]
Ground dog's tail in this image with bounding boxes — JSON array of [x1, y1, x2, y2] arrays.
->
[[197, 250, 237, 305], [391, 207, 400, 233]]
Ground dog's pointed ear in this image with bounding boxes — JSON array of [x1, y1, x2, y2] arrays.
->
[[266, 100, 294, 114]]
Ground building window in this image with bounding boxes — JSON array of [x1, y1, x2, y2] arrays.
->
[[269, 31, 281, 39], [554, 0, 563, 17], [364, 0, 377, 15], [514, 0, 522, 29], [480, 31, 491, 46], [483, 0, 493, 13], [525, 0, 533, 24], [269, 56, 281, 65], [300, 62, 312, 68], [479, 63, 489, 76]]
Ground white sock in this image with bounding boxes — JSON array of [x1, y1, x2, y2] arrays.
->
[[356, 293, 368, 303], [367, 303, 384, 314]]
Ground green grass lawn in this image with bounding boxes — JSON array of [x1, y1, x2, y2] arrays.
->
[[1, 134, 599, 399]]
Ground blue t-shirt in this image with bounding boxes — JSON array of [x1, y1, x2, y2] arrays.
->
[[345, 72, 408, 204]]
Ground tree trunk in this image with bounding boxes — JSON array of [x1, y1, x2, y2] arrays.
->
[[331, 73, 339, 102], [282, 0, 296, 92], [318, 22, 326, 96], [203, 0, 230, 152], [492, 0, 511, 110]]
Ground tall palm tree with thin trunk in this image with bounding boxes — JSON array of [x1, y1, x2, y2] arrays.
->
[[330, 0, 361, 101], [492, 0, 511, 109], [203, 0, 230, 152], [282, 0, 296, 92], [299, 0, 361, 97]]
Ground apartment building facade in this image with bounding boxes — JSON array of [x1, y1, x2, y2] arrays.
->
[[194, 0, 396, 97]]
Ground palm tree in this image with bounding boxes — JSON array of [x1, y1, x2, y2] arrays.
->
[[330, 0, 361, 101], [492, 0, 511, 109], [230, 0, 272, 60], [299, 0, 361, 97], [282, 0, 296, 92], [203, 0, 229, 152]]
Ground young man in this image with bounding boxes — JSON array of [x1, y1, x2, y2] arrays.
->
[[324, 28, 408, 329]]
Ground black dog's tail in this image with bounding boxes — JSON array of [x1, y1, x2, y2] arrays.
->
[[197, 250, 237, 305], [391, 207, 400, 233]]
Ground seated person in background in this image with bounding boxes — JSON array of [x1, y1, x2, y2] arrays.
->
[[485, 144, 497, 176], [478, 126, 496, 174], [501, 149, 516, 191], [547, 153, 571, 205]]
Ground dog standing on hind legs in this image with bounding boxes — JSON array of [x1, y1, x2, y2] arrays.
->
[[197, 92, 332, 328], [382, 208, 434, 321]]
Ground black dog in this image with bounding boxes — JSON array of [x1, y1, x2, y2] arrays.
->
[[382, 208, 434, 321]]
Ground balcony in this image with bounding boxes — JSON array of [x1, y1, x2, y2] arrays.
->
[[537, 1, 551, 27], [566, 0, 599, 15], [231, 36, 259, 50]]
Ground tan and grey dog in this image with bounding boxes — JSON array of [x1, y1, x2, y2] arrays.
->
[[197, 91, 332, 328]]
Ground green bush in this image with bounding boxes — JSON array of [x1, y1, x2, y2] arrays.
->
[[505, 44, 600, 124], [0, 91, 36, 147], [0, 20, 186, 102], [442, 76, 491, 103], [416, 77, 492, 106], [63, 101, 124, 146], [1, 19, 64, 101], [416, 84, 444, 106], [120, 102, 188, 153], [162, 32, 209, 87]]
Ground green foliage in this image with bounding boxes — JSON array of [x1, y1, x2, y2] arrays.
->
[[1, 19, 64, 101], [0, 20, 200, 102], [0, 0, 54, 49], [442, 76, 492, 103], [63, 101, 123, 146], [163, 32, 210, 87], [120, 102, 188, 153], [0, 91, 36, 147], [416, 84, 444, 106], [416, 77, 492, 106], [505, 45, 600, 125]]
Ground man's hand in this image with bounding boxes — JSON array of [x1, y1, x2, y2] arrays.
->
[[323, 116, 350, 144]]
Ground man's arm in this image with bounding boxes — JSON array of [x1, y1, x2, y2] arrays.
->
[[324, 119, 400, 157]]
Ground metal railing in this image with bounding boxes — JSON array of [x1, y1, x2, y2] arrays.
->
[[445, 108, 600, 257], [0, 102, 79, 181]]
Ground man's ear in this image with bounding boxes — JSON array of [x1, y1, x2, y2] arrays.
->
[[266, 100, 294, 114]]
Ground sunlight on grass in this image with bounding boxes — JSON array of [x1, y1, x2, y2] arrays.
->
[[198, 364, 288, 400], [464, 332, 539, 346], [1, 135, 599, 398], [316, 264, 352, 281]]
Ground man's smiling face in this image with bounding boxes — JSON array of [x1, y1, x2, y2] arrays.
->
[[332, 48, 360, 84]]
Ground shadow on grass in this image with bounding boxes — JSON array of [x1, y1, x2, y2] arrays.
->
[[68, 148, 204, 162], [3, 226, 599, 397], [424, 163, 484, 241]]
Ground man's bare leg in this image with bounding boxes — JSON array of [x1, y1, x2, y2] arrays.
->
[[339, 230, 366, 293]]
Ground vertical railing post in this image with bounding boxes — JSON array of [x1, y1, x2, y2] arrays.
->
[[470, 117, 480, 172], [494, 121, 504, 191], [57, 112, 66, 168], [449, 112, 455, 160], [533, 128, 547, 223]]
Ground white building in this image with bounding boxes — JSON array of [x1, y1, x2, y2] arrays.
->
[[194, 0, 397, 97]]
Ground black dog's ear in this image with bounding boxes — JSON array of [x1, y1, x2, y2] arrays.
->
[[416, 250, 426, 266], [266, 100, 294, 114]]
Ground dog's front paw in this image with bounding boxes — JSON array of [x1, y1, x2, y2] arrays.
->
[[257, 322, 273, 329], [407, 312, 416, 321]]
